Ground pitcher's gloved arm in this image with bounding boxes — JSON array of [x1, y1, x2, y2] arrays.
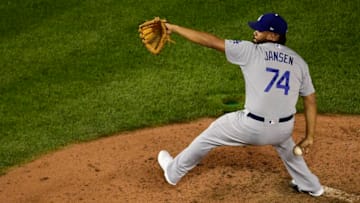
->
[[299, 93, 317, 153], [165, 23, 225, 52]]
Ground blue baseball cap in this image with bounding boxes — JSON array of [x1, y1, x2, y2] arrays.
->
[[248, 13, 288, 35]]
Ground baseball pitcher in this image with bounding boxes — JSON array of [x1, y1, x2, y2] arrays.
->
[[157, 13, 324, 197]]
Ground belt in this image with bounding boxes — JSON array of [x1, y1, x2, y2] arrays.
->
[[247, 112, 293, 123]]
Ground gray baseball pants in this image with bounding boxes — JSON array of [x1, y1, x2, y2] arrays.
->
[[165, 110, 322, 192]]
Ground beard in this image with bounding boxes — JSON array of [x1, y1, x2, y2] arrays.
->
[[252, 34, 267, 44], [252, 34, 286, 45], [252, 37, 271, 44]]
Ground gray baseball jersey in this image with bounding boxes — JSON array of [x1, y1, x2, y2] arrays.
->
[[225, 40, 315, 118], [163, 40, 322, 193]]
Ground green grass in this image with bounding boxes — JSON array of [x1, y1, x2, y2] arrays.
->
[[0, 0, 359, 173]]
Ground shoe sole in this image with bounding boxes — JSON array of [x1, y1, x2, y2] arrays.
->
[[158, 150, 171, 171], [158, 150, 176, 186], [290, 180, 324, 197]]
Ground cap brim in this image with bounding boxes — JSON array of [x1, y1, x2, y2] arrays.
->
[[248, 21, 266, 32]]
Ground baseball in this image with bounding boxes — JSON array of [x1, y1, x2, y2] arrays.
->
[[293, 146, 303, 156]]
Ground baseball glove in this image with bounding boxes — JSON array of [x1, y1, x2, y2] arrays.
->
[[138, 17, 173, 55]]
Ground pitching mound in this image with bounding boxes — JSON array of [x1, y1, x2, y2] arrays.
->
[[0, 114, 359, 203]]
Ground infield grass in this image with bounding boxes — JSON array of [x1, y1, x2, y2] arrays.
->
[[0, 0, 359, 173]]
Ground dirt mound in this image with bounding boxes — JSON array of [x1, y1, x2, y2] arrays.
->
[[1, 114, 359, 202]]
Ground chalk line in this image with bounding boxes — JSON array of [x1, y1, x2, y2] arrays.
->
[[323, 186, 360, 203]]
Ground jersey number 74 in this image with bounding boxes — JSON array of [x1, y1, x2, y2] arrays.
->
[[264, 67, 290, 95]]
